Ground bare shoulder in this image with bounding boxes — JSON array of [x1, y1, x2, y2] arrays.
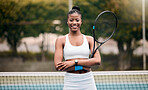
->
[[85, 35, 93, 43], [56, 35, 66, 41], [55, 35, 66, 45]]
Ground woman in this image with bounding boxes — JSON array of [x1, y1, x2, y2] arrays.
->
[[54, 6, 101, 90]]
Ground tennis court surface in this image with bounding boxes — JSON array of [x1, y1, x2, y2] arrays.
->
[[0, 71, 148, 90]]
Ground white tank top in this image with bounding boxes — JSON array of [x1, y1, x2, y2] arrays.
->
[[63, 34, 90, 60]]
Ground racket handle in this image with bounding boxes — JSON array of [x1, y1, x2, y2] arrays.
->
[[93, 26, 95, 29], [90, 52, 95, 58]]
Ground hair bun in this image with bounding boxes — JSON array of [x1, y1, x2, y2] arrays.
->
[[72, 6, 80, 11]]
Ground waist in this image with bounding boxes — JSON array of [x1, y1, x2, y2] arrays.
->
[[67, 70, 90, 74]]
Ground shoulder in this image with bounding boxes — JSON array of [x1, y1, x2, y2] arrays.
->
[[55, 35, 66, 45], [85, 35, 93, 43], [56, 35, 66, 41]]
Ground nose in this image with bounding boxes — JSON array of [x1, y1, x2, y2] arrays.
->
[[72, 20, 77, 25]]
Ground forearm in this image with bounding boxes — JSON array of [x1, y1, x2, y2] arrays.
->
[[77, 58, 101, 67], [76, 50, 101, 67], [56, 53, 101, 71]]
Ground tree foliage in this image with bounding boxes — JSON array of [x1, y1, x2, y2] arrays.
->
[[0, 0, 68, 53], [71, 0, 148, 70], [0, 0, 147, 57]]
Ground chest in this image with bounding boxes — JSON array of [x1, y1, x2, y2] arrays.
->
[[68, 36, 83, 46]]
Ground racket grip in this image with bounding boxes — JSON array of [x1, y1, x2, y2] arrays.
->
[[90, 53, 95, 58], [75, 66, 83, 71], [93, 26, 95, 29]]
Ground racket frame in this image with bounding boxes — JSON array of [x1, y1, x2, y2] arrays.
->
[[90, 11, 118, 58]]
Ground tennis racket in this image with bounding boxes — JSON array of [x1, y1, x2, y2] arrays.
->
[[90, 11, 118, 58]]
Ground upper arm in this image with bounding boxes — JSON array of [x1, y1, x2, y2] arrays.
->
[[87, 36, 101, 62], [86, 36, 95, 54], [54, 36, 65, 68], [88, 36, 94, 53]]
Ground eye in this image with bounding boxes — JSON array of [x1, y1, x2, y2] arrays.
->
[[69, 19, 73, 22], [76, 19, 80, 22]]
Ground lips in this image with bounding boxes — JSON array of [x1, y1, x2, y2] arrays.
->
[[71, 25, 78, 29]]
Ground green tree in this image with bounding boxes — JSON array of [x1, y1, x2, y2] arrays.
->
[[0, 1, 68, 54], [71, 0, 148, 70], [0, 1, 23, 53], [113, 0, 147, 70]]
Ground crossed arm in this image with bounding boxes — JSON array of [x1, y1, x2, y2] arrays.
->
[[54, 36, 101, 71]]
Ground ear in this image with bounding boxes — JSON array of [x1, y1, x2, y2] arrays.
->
[[80, 19, 82, 24], [67, 21, 68, 25]]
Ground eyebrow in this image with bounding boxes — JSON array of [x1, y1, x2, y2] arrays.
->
[[69, 18, 80, 19]]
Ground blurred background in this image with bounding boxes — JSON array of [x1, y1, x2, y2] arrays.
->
[[0, 0, 148, 72]]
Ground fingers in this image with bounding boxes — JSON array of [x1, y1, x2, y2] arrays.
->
[[56, 61, 74, 71], [60, 64, 68, 71], [56, 62, 67, 71], [56, 62, 65, 69], [59, 64, 67, 71]]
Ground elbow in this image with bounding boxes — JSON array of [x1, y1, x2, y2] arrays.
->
[[54, 64, 59, 71], [55, 67, 59, 71], [55, 67, 58, 71], [98, 60, 101, 65], [95, 59, 101, 65], [96, 61, 101, 65]]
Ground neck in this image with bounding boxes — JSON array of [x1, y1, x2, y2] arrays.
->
[[69, 30, 82, 36]]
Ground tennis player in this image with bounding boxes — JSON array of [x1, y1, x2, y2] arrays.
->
[[54, 6, 101, 90]]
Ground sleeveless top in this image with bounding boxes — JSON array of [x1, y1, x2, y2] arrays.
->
[[63, 34, 90, 60]]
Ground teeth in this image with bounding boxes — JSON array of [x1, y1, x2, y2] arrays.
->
[[72, 26, 77, 27]]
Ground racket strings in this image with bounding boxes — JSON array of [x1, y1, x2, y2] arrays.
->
[[90, 11, 117, 58], [95, 12, 116, 42]]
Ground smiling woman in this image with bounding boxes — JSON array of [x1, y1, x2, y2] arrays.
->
[[67, 8, 82, 32], [67, 13, 82, 32], [54, 6, 101, 90]]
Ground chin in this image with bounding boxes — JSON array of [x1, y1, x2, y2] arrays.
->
[[71, 29, 79, 32]]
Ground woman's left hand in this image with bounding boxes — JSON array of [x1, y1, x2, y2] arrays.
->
[[56, 61, 75, 71]]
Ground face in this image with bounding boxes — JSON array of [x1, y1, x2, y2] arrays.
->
[[67, 13, 82, 32]]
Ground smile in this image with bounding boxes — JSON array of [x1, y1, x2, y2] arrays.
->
[[72, 26, 77, 28]]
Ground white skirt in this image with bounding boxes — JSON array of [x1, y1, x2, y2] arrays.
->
[[63, 71, 97, 90]]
